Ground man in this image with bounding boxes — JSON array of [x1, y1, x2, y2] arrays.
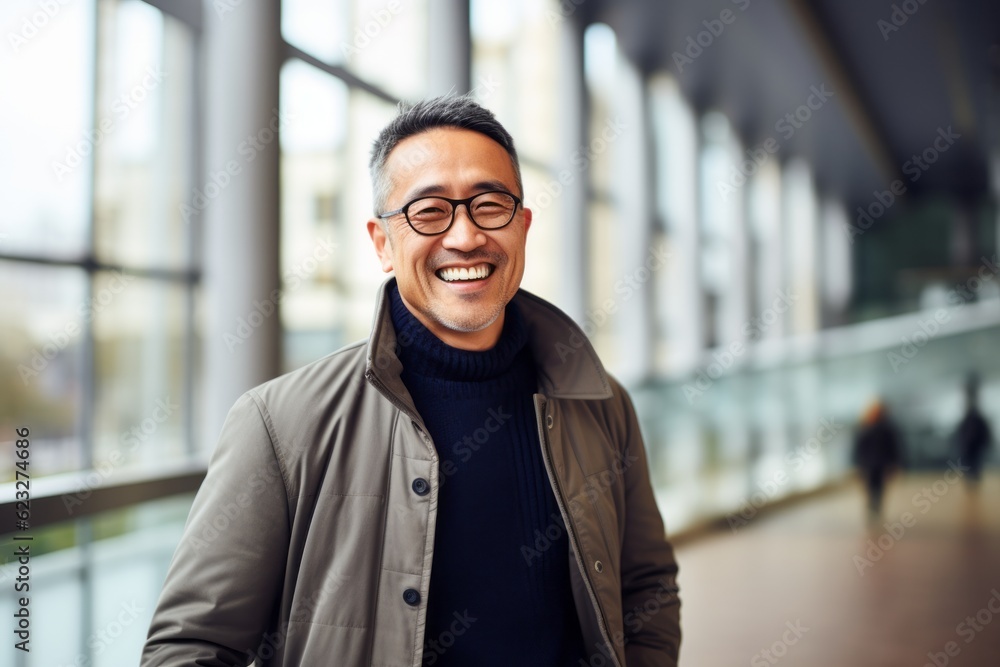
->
[[952, 374, 993, 487], [143, 96, 680, 666]]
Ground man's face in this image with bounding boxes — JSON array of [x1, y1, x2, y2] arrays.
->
[[367, 127, 532, 351]]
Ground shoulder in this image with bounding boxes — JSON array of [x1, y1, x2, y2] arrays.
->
[[234, 338, 376, 445], [250, 339, 368, 405]]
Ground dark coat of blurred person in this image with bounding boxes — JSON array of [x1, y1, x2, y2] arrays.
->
[[852, 400, 903, 519], [953, 377, 993, 484]]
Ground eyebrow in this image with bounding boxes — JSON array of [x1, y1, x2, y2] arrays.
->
[[403, 180, 513, 202]]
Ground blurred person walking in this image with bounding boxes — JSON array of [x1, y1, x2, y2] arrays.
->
[[853, 400, 904, 520], [952, 375, 993, 488]]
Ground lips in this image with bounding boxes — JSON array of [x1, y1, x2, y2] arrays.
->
[[435, 263, 494, 282]]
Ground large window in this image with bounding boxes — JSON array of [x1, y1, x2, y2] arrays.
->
[[278, 0, 423, 371], [0, 0, 199, 481], [470, 0, 571, 305], [1, 2, 201, 665], [279, 60, 397, 370], [282, 0, 428, 100], [582, 22, 620, 364]]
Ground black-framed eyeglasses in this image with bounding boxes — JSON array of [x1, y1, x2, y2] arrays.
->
[[377, 190, 522, 236]]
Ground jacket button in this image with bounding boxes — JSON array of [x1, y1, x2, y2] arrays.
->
[[403, 588, 421, 606], [412, 478, 430, 496], [594, 560, 604, 573], [545, 414, 554, 429]]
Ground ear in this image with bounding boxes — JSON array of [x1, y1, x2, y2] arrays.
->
[[522, 206, 532, 234], [367, 219, 395, 273]]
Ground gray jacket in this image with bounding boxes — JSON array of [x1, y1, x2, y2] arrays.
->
[[142, 279, 680, 666]]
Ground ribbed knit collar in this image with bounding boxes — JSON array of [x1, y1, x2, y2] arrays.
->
[[389, 284, 530, 384]]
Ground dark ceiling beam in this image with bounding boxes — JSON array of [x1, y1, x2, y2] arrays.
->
[[785, 0, 899, 185], [933, 10, 977, 138]]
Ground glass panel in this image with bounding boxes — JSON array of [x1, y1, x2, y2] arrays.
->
[[280, 61, 348, 371], [29, 567, 85, 666], [0, 495, 194, 666], [471, 0, 565, 165], [93, 0, 195, 270], [0, 592, 13, 666], [0, 0, 95, 259], [347, 0, 428, 100], [92, 273, 187, 469], [281, 0, 350, 64], [0, 263, 87, 480], [280, 61, 396, 371], [342, 91, 401, 341], [519, 163, 564, 303], [583, 22, 616, 196], [281, 0, 428, 100], [582, 24, 620, 364], [90, 498, 192, 667]]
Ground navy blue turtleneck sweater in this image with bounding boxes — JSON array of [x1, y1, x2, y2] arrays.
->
[[388, 286, 587, 667]]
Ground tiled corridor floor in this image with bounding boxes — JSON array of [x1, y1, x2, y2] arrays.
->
[[675, 471, 1000, 666]]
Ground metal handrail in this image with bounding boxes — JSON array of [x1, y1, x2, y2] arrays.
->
[[0, 462, 206, 534]]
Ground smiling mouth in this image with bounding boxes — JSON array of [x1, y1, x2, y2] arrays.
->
[[436, 263, 494, 282]]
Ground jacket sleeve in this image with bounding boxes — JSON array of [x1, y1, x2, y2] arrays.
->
[[613, 381, 681, 667], [142, 391, 291, 666]]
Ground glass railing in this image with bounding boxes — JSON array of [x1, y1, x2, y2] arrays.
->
[[631, 299, 1000, 533], [2, 301, 996, 665], [0, 494, 193, 667]]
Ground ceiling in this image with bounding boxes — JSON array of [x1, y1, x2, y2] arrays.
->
[[584, 0, 1000, 211]]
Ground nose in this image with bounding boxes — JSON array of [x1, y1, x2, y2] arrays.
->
[[440, 204, 487, 251]]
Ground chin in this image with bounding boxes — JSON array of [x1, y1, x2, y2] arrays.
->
[[440, 314, 499, 334], [434, 307, 503, 334]]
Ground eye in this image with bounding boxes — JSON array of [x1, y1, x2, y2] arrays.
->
[[408, 198, 451, 221], [472, 192, 515, 213]]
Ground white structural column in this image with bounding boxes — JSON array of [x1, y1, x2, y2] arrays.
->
[[748, 160, 785, 342], [820, 199, 852, 326], [782, 158, 820, 335], [427, 0, 471, 96], [201, 0, 282, 447], [556, 16, 588, 324], [610, 48, 654, 384], [718, 133, 751, 346], [648, 74, 704, 374]]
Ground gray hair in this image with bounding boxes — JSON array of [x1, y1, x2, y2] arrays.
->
[[368, 95, 523, 217]]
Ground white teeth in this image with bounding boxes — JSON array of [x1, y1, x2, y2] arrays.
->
[[437, 264, 492, 282]]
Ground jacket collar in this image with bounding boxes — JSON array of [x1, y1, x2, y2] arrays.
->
[[365, 278, 612, 413]]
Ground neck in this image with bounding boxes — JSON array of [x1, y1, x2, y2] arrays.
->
[[388, 284, 530, 385], [398, 294, 505, 351]]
